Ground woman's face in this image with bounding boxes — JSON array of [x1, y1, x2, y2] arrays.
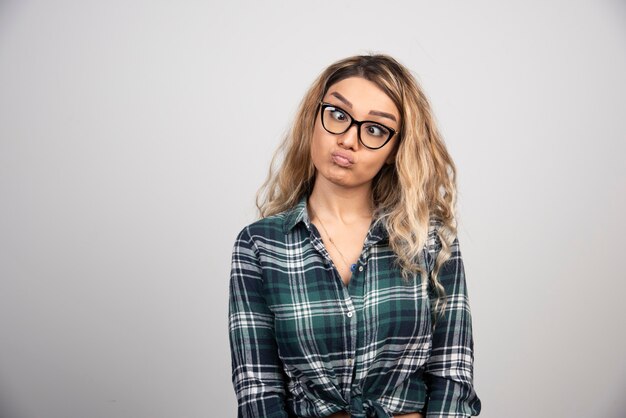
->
[[310, 76, 400, 191]]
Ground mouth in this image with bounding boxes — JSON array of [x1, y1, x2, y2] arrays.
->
[[331, 153, 354, 167]]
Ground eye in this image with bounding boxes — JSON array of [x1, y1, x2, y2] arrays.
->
[[329, 108, 348, 122], [364, 123, 390, 137]]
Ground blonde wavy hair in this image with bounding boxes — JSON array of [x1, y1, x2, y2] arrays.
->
[[255, 54, 459, 323]]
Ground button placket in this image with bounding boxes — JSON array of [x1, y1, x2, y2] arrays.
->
[[344, 297, 357, 381], [345, 298, 355, 318]]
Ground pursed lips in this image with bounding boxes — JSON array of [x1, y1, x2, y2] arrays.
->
[[331, 151, 354, 167]]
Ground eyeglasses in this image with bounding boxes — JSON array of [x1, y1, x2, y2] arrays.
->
[[318, 101, 398, 150]]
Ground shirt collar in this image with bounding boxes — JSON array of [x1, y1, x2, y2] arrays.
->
[[282, 193, 311, 234], [282, 193, 388, 244]]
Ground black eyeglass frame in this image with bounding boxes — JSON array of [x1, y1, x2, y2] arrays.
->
[[318, 101, 399, 150]]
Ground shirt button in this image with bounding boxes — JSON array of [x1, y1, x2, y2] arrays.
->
[[358, 266, 364, 272], [347, 311, 353, 318], [347, 358, 354, 365]]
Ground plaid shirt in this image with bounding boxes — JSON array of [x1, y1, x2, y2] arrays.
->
[[228, 194, 481, 418]]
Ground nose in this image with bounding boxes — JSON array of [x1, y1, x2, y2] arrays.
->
[[338, 123, 360, 150]]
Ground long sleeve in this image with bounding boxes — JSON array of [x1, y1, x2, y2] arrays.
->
[[228, 227, 289, 418], [424, 236, 482, 418]]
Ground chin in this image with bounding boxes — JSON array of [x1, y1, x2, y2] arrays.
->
[[325, 167, 352, 182]]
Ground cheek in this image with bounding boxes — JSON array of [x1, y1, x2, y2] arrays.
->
[[310, 130, 329, 164], [362, 151, 389, 170]]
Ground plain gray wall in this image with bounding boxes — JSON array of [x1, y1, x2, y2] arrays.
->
[[1, 1, 625, 417]]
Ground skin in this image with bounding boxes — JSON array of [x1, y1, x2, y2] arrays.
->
[[307, 77, 424, 418]]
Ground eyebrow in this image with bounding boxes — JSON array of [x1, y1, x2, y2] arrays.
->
[[330, 91, 398, 122]]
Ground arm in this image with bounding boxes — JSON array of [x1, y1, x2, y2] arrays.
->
[[228, 226, 289, 418], [424, 236, 482, 418]]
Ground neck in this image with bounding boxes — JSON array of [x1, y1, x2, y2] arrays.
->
[[307, 176, 373, 225]]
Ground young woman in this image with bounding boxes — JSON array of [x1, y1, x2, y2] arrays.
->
[[228, 54, 482, 418]]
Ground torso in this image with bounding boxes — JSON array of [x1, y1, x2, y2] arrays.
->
[[244, 199, 436, 418], [313, 219, 427, 418]]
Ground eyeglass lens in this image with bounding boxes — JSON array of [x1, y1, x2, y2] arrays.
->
[[321, 105, 392, 149]]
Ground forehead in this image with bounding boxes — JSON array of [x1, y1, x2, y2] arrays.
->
[[323, 76, 400, 121]]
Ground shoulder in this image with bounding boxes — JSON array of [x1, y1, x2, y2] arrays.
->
[[233, 207, 294, 249], [424, 218, 463, 267], [426, 218, 444, 254], [427, 217, 462, 244]]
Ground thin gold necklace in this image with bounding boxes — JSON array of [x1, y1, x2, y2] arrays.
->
[[309, 205, 354, 271]]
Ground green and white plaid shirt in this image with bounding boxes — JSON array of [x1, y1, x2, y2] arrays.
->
[[228, 194, 481, 418]]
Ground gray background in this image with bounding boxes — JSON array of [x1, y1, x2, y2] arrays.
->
[[1, 0, 625, 417]]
